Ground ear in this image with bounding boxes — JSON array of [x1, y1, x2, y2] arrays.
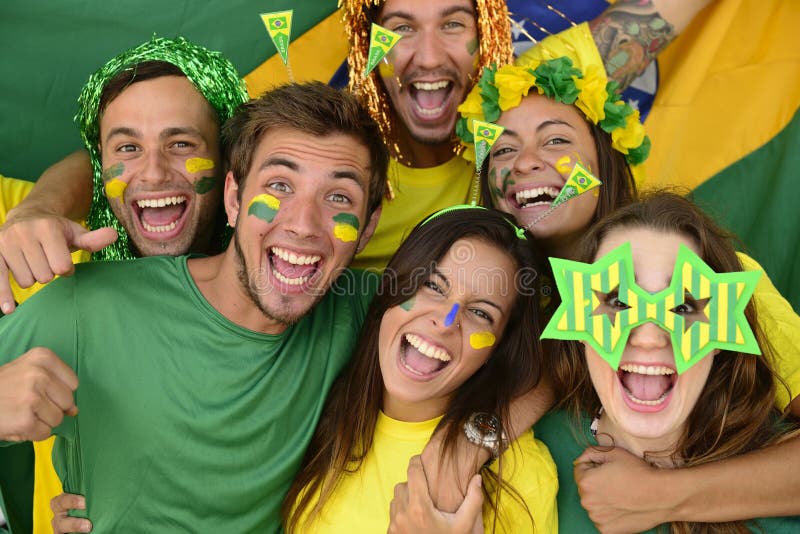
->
[[357, 205, 382, 254], [223, 171, 240, 227]]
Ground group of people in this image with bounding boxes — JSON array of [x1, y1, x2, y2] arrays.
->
[[0, 0, 798, 533]]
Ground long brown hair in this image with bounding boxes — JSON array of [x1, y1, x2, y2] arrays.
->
[[282, 207, 546, 532], [553, 191, 796, 534]]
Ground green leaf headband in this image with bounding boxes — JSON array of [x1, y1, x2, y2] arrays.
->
[[78, 36, 249, 261], [421, 204, 527, 241], [541, 242, 761, 374], [456, 57, 651, 166]]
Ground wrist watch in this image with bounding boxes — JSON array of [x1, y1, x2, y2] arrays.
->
[[463, 412, 508, 460]]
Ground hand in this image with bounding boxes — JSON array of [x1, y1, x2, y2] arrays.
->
[[574, 446, 673, 534], [420, 425, 488, 512], [51, 493, 92, 533], [0, 347, 78, 441], [389, 455, 484, 534], [0, 209, 117, 313]]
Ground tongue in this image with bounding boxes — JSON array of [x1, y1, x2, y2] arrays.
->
[[140, 204, 184, 227], [404, 346, 444, 375], [415, 88, 449, 110], [272, 254, 317, 279], [621, 372, 672, 401]]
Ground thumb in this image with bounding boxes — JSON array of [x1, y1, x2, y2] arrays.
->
[[574, 447, 609, 467], [454, 474, 484, 530], [70, 225, 118, 253]]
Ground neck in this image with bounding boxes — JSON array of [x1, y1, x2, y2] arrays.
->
[[394, 124, 457, 169], [594, 412, 682, 467], [187, 250, 290, 335], [382, 389, 448, 423]]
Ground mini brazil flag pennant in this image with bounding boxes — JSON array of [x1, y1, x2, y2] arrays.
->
[[551, 162, 602, 207], [364, 23, 401, 78], [472, 120, 504, 174], [260, 10, 293, 65]]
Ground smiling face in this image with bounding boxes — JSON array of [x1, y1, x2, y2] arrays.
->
[[99, 75, 222, 257], [378, 237, 517, 421], [378, 0, 479, 163], [489, 93, 599, 249], [224, 127, 378, 327], [586, 227, 715, 455]]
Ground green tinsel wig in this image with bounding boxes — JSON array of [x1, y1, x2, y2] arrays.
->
[[76, 36, 248, 261]]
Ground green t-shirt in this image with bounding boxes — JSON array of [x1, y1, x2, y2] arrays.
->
[[0, 256, 377, 532], [534, 409, 800, 533]]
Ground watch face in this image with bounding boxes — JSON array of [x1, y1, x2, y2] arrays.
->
[[472, 412, 500, 438]]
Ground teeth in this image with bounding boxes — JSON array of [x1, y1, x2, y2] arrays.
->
[[620, 364, 675, 376], [413, 81, 449, 91], [405, 333, 452, 362], [626, 390, 671, 406], [515, 187, 561, 205], [142, 220, 178, 233], [271, 246, 321, 265], [136, 196, 186, 209], [272, 267, 310, 286]]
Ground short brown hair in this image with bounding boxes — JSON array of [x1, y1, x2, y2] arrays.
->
[[222, 82, 388, 216]]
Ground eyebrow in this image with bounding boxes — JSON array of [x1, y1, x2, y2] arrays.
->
[[104, 126, 204, 144], [260, 157, 367, 191], [500, 120, 575, 141], [382, 4, 474, 22]]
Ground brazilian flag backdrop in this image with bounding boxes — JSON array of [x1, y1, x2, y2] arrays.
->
[[0, 0, 797, 315]]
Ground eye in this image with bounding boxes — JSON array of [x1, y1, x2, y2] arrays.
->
[[491, 146, 515, 158], [669, 291, 710, 329], [671, 302, 696, 314], [423, 280, 445, 296], [326, 193, 351, 205], [443, 20, 465, 30], [545, 137, 569, 146], [606, 293, 630, 310], [592, 286, 630, 325], [118, 144, 139, 153], [469, 307, 494, 324], [390, 23, 413, 33], [171, 140, 195, 150], [268, 182, 292, 194]]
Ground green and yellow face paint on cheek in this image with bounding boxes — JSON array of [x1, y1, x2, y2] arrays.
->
[[102, 162, 127, 202], [333, 213, 359, 242], [248, 194, 281, 223], [469, 331, 496, 350], [541, 242, 762, 374]]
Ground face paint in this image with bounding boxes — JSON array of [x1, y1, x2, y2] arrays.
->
[[247, 193, 281, 223], [444, 303, 460, 327], [104, 179, 127, 202], [400, 297, 415, 312], [102, 162, 124, 182], [470, 331, 496, 350], [185, 157, 215, 174], [378, 59, 395, 77], [541, 242, 762, 374], [332, 213, 360, 242], [194, 176, 220, 194], [499, 168, 514, 195], [556, 155, 572, 174], [466, 37, 478, 56]]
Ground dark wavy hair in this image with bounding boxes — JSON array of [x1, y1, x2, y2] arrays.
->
[[282, 207, 546, 532], [552, 191, 796, 534]]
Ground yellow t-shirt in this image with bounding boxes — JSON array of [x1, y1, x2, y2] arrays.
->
[[0, 174, 91, 534], [296, 411, 558, 533], [353, 156, 475, 271], [739, 252, 800, 411]]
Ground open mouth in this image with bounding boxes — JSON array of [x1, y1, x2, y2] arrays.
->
[[269, 246, 322, 287], [513, 186, 561, 210], [400, 333, 452, 377], [409, 81, 454, 119], [618, 364, 677, 408], [133, 195, 188, 236]]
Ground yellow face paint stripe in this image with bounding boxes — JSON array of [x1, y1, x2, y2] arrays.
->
[[470, 331, 496, 350]]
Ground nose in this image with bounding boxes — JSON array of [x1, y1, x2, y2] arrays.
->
[[512, 145, 545, 176], [139, 149, 171, 186], [282, 197, 323, 240], [412, 29, 447, 71], [628, 321, 670, 351], [431, 302, 461, 330]]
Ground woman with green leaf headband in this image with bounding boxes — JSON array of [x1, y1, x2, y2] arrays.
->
[[536, 191, 800, 533]]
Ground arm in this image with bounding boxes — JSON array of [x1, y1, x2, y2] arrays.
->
[[0, 150, 116, 313], [420, 378, 555, 511], [589, 0, 714, 91], [574, 428, 800, 533]]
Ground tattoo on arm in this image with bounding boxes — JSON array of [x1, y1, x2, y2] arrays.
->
[[589, 0, 676, 92]]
